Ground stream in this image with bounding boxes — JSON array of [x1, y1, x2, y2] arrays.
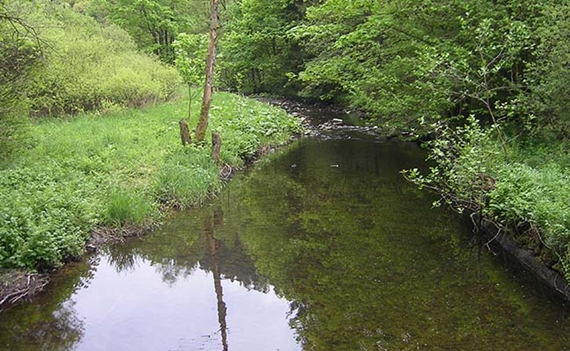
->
[[1, 128, 569, 350]]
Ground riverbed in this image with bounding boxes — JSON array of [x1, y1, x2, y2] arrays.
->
[[0, 133, 568, 350]]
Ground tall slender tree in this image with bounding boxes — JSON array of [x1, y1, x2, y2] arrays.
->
[[195, 0, 220, 143]]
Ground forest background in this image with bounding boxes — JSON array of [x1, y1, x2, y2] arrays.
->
[[2, 0, 570, 284]]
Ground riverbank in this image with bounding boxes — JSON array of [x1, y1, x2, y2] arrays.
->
[[402, 117, 570, 303], [0, 93, 301, 310], [256, 97, 417, 141], [478, 217, 570, 302]]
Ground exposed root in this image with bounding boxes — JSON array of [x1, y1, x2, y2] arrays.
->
[[0, 270, 49, 311], [88, 222, 158, 249]]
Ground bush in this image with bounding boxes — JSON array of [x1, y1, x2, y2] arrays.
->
[[489, 164, 570, 248], [23, 1, 180, 117], [0, 167, 101, 269], [0, 1, 42, 165], [403, 116, 502, 213], [210, 94, 302, 164]]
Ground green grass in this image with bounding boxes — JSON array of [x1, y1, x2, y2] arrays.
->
[[487, 142, 570, 277], [0, 93, 301, 270]]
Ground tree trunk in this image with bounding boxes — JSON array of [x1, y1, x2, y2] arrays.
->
[[195, 0, 220, 143]]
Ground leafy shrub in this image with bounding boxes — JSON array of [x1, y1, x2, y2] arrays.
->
[[0, 167, 102, 269], [23, 1, 180, 117], [0, 1, 42, 165], [489, 164, 570, 248], [404, 116, 502, 213], [210, 94, 301, 164]]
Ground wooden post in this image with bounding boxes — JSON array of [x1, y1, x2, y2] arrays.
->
[[211, 131, 222, 164], [179, 119, 191, 146]]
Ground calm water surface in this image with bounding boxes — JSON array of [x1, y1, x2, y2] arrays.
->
[[1, 136, 569, 350]]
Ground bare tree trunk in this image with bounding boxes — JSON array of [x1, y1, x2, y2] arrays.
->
[[195, 0, 220, 143]]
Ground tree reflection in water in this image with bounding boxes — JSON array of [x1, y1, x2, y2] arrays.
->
[[234, 139, 570, 350], [205, 205, 228, 351]]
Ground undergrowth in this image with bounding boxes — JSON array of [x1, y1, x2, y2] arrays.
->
[[0, 92, 301, 270]]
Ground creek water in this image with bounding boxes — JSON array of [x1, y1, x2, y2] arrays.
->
[[1, 133, 569, 350]]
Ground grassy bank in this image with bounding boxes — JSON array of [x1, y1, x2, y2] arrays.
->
[[0, 93, 301, 271]]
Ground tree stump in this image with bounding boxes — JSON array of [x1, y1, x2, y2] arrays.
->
[[179, 119, 191, 146], [211, 131, 222, 164]]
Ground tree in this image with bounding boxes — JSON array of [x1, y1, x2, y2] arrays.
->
[[523, 2, 570, 140], [0, 0, 42, 164], [218, 0, 307, 95], [173, 32, 207, 121], [194, 0, 221, 143], [97, 0, 209, 64]]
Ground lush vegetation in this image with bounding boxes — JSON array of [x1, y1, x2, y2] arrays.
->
[[79, 0, 210, 63], [0, 0, 180, 166], [0, 0, 300, 272], [219, 0, 570, 135], [25, 1, 180, 117], [0, 94, 300, 270]]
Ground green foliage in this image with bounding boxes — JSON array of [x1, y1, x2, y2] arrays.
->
[[103, 190, 158, 227], [218, 0, 305, 95], [0, 167, 101, 269], [22, 1, 180, 117], [0, 1, 42, 165], [220, 0, 566, 136], [0, 92, 300, 270], [173, 33, 208, 87], [522, 2, 570, 139], [154, 146, 222, 209], [210, 94, 302, 164], [173, 32, 208, 120], [404, 116, 502, 213], [489, 164, 570, 248], [89, 0, 209, 63]]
